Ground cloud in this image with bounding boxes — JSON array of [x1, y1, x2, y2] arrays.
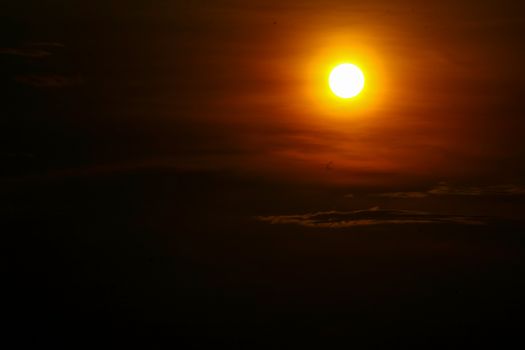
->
[[0, 47, 51, 58], [257, 207, 486, 228], [2, 43, 79, 89], [25, 42, 65, 48], [375, 183, 525, 199], [14, 74, 82, 88], [374, 191, 429, 199], [1, 152, 35, 158], [0, 43, 64, 58], [428, 183, 525, 196]]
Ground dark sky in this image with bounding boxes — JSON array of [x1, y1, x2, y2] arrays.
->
[[3, 0, 525, 346]]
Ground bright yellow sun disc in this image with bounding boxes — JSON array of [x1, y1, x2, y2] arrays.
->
[[329, 63, 365, 99]]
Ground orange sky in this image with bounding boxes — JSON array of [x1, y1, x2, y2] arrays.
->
[[135, 0, 525, 186], [2, 0, 525, 187]]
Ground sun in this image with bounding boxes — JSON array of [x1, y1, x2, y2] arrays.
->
[[329, 63, 365, 99]]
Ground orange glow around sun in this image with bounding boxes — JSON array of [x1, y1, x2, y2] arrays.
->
[[298, 33, 390, 120]]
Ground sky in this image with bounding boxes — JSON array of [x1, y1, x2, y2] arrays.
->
[[2, 0, 525, 346], [3, 0, 525, 186]]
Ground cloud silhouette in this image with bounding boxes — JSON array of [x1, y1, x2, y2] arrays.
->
[[14, 74, 82, 88], [428, 183, 525, 196], [374, 192, 429, 199], [0, 43, 64, 58], [375, 182, 525, 199], [257, 207, 486, 228], [25, 42, 65, 48], [0, 47, 52, 58]]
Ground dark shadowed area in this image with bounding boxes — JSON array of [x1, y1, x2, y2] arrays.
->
[[2, 0, 525, 347]]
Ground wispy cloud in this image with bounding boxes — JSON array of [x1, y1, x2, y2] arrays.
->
[[257, 207, 486, 228], [0, 43, 64, 59], [428, 183, 525, 196], [374, 191, 429, 199], [14, 74, 82, 88], [375, 183, 525, 199], [0, 47, 52, 58], [24, 42, 64, 48]]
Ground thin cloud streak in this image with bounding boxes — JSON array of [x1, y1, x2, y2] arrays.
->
[[0, 43, 64, 58], [257, 207, 486, 228], [375, 182, 525, 198], [0, 47, 52, 58], [14, 74, 83, 88]]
